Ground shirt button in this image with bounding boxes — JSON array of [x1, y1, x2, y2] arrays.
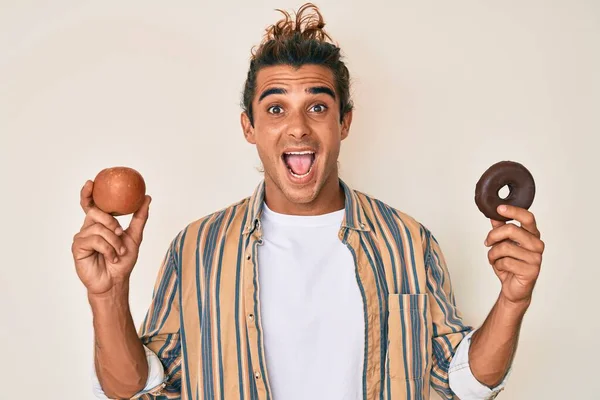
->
[[254, 371, 261, 380], [257, 239, 263, 245], [248, 313, 254, 321], [359, 223, 366, 229], [246, 254, 251, 260]]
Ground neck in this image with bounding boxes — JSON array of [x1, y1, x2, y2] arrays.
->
[[264, 170, 345, 216]]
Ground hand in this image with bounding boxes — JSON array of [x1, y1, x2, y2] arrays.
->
[[484, 205, 545, 306], [71, 180, 151, 295]]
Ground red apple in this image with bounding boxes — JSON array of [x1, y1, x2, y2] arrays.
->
[[92, 167, 146, 216]]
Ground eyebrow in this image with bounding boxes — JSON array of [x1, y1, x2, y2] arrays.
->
[[257, 86, 337, 103], [307, 86, 336, 100], [258, 87, 287, 102]]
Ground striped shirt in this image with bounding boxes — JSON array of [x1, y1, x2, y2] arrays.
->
[[136, 179, 472, 400]]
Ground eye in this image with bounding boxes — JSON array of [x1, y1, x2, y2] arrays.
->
[[309, 104, 328, 113], [268, 105, 284, 115]]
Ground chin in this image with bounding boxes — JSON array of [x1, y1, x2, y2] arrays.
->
[[280, 184, 320, 204], [268, 168, 324, 207]]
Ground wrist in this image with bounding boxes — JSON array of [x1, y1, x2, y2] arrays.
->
[[88, 281, 130, 309], [497, 294, 530, 318]]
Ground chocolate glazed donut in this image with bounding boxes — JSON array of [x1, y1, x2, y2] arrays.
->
[[475, 161, 536, 222]]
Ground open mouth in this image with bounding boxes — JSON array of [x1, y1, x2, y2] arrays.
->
[[282, 150, 316, 179]]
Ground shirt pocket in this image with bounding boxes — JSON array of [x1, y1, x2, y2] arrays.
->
[[386, 293, 432, 382]]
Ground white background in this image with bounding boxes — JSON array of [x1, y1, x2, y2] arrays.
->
[[0, 1, 598, 398]]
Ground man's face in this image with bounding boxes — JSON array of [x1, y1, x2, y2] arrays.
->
[[241, 64, 352, 208]]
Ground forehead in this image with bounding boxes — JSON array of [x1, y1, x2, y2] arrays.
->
[[254, 64, 336, 94]]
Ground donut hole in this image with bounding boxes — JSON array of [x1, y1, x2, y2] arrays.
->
[[498, 184, 511, 199]]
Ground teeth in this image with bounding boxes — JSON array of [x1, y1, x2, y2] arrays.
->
[[289, 168, 312, 178], [284, 151, 315, 155]]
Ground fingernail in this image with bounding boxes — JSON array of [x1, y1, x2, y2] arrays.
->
[[484, 239, 488, 246], [120, 247, 126, 255], [498, 205, 507, 213], [113, 257, 119, 263], [115, 227, 123, 236]]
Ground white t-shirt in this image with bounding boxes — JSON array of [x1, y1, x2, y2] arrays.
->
[[258, 203, 365, 400]]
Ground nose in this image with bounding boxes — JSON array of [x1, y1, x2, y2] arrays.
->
[[287, 111, 311, 140]]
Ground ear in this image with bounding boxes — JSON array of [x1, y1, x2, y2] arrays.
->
[[340, 110, 353, 141], [241, 111, 256, 144]]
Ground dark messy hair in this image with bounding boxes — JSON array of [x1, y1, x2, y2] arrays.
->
[[242, 3, 353, 126]]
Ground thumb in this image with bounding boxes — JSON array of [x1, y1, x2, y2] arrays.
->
[[490, 219, 505, 229], [126, 195, 152, 245]]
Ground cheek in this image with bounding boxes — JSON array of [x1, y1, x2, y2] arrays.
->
[[253, 130, 282, 162], [322, 124, 343, 152], [254, 117, 285, 140]]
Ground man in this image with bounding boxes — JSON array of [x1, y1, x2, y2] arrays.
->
[[72, 4, 544, 399]]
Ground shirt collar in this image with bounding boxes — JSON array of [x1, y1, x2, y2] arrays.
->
[[242, 179, 371, 235]]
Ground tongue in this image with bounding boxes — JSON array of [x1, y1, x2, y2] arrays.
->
[[286, 154, 312, 175]]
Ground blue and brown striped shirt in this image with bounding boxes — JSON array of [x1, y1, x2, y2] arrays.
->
[[137, 179, 472, 400]]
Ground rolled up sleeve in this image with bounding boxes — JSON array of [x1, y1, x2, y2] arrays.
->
[[448, 329, 511, 399]]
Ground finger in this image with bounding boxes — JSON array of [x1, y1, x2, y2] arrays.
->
[[493, 257, 540, 280], [485, 223, 545, 253], [126, 195, 151, 245], [72, 236, 119, 264], [488, 240, 542, 266], [82, 207, 123, 235], [80, 180, 95, 214], [496, 205, 540, 238], [75, 223, 126, 256]]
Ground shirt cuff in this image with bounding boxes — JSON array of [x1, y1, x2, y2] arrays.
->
[[91, 345, 166, 399], [448, 329, 511, 400]]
